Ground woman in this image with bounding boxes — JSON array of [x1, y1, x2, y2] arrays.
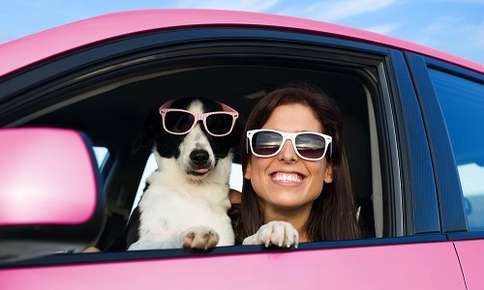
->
[[236, 84, 360, 247]]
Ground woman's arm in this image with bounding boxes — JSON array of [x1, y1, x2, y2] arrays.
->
[[230, 190, 299, 248]]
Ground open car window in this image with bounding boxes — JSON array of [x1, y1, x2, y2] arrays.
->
[[0, 27, 410, 259]]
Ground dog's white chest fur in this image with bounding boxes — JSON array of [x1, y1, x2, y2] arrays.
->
[[128, 153, 235, 250]]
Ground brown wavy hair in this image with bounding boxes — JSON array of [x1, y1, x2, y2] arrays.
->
[[235, 84, 360, 243]]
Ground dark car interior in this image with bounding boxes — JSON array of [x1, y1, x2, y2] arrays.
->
[[6, 44, 386, 251]]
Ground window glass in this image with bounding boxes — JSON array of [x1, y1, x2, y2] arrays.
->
[[131, 153, 243, 215], [429, 69, 484, 231], [93, 146, 109, 169]]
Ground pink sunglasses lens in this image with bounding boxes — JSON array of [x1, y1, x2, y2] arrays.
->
[[205, 113, 235, 135], [164, 111, 195, 133]]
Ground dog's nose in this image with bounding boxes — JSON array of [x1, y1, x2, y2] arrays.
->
[[190, 150, 209, 165]]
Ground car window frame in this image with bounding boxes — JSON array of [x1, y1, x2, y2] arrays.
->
[[406, 52, 484, 240], [0, 27, 444, 266]]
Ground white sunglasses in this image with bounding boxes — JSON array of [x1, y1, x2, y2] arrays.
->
[[247, 129, 332, 161]]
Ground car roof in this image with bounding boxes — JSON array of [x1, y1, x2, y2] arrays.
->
[[0, 8, 482, 77]]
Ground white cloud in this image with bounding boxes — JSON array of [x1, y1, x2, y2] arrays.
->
[[421, 17, 484, 47], [364, 23, 400, 34], [477, 22, 484, 49], [171, 0, 280, 12], [422, 16, 460, 34], [413, 17, 484, 63], [279, 0, 396, 22], [441, 0, 484, 3], [458, 163, 484, 196]]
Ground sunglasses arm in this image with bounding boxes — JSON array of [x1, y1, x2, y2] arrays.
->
[[222, 104, 239, 120], [158, 100, 174, 111]]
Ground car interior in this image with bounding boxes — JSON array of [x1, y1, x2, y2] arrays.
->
[[15, 59, 386, 251]]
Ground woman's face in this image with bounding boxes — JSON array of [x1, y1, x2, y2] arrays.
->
[[245, 103, 333, 214]]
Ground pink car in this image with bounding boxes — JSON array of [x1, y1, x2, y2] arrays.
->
[[0, 9, 483, 290]]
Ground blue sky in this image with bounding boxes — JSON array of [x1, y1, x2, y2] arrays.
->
[[1, 0, 483, 64]]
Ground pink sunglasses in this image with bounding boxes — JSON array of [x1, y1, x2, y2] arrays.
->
[[159, 100, 239, 137]]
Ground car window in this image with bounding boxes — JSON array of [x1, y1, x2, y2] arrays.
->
[[428, 68, 484, 231], [8, 38, 392, 252]]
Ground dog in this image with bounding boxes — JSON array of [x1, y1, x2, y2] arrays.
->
[[126, 97, 240, 250]]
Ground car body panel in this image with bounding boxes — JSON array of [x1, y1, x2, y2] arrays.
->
[[454, 240, 484, 290], [0, 241, 465, 290], [0, 9, 482, 78]]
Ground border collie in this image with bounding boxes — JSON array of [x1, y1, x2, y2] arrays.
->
[[126, 98, 239, 250]]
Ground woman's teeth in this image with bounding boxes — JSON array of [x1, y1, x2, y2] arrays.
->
[[271, 172, 303, 183]]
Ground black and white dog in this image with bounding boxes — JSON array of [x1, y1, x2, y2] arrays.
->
[[126, 98, 240, 250]]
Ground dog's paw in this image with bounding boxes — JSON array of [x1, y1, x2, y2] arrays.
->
[[181, 226, 220, 250], [242, 221, 299, 248]]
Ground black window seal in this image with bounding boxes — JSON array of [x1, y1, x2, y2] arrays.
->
[[447, 231, 484, 241], [425, 57, 483, 84]]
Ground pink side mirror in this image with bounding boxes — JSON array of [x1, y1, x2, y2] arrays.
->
[[0, 128, 104, 262]]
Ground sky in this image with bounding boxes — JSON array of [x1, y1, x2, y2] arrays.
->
[[0, 0, 483, 64]]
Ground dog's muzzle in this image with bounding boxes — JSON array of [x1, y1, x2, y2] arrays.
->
[[189, 149, 212, 175]]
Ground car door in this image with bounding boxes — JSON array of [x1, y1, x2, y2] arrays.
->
[[0, 11, 470, 290], [0, 240, 464, 290]]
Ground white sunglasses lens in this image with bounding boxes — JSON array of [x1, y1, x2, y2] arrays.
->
[[252, 131, 283, 156], [164, 111, 194, 133], [295, 133, 326, 159]]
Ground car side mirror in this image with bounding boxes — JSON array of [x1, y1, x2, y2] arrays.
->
[[0, 128, 105, 262]]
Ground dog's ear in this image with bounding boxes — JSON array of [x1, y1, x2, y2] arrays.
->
[[132, 109, 160, 153]]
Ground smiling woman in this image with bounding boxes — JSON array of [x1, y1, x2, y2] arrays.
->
[[237, 85, 360, 246]]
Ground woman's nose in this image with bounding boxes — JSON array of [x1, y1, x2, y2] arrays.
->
[[278, 140, 298, 162]]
